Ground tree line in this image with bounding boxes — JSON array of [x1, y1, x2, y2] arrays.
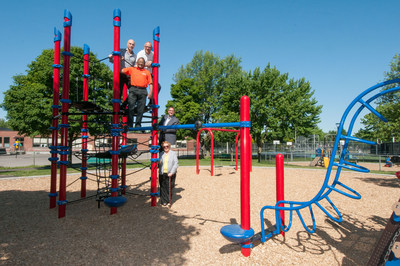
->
[[168, 51, 322, 161], [2, 48, 400, 161]]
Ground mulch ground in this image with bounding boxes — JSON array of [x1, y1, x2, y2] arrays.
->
[[0, 165, 399, 265]]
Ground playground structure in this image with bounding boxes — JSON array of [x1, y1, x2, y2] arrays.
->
[[310, 147, 327, 167], [48, 9, 163, 218], [48, 10, 253, 258], [45, 8, 400, 263], [195, 127, 252, 176]]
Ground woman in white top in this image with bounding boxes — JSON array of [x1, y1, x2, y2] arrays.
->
[[158, 141, 179, 207]]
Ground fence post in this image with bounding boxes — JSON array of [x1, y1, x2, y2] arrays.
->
[[379, 155, 381, 171]]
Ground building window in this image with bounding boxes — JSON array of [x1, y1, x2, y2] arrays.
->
[[95, 138, 112, 148], [0, 137, 2, 147], [4, 137, 10, 148], [126, 138, 137, 145], [176, 140, 187, 148], [72, 139, 82, 149], [33, 137, 51, 147]]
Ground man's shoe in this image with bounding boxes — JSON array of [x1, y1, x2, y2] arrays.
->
[[123, 125, 130, 133]]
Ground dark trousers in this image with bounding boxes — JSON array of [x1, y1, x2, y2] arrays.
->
[[159, 173, 176, 205], [120, 74, 130, 100], [159, 132, 177, 152], [127, 87, 147, 128]]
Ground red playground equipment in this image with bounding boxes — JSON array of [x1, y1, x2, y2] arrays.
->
[[49, 9, 161, 218], [48, 8, 260, 259]]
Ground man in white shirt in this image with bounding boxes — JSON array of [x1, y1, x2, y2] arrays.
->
[[136, 42, 154, 74], [109, 39, 137, 100]]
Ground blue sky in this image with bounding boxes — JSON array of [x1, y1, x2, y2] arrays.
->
[[1, 0, 400, 132]]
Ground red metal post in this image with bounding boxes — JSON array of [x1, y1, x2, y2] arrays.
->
[[121, 77, 127, 194], [58, 10, 72, 218], [210, 130, 214, 176], [196, 128, 239, 175], [240, 95, 251, 257], [235, 133, 240, 171], [50, 28, 61, 209], [276, 153, 285, 236], [81, 44, 90, 198], [110, 9, 121, 215], [249, 136, 253, 172], [151, 26, 160, 206], [196, 130, 201, 175], [120, 31, 129, 195], [195, 128, 214, 175]]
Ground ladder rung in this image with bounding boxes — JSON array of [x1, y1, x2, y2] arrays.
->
[[359, 98, 388, 122], [341, 134, 376, 145], [327, 181, 361, 199], [333, 161, 370, 173]]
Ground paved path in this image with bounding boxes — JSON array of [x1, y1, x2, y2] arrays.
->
[[0, 152, 152, 168], [0, 153, 80, 168]]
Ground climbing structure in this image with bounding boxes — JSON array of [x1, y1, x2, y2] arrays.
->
[[259, 79, 400, 262], [48, 8, 161, 218]]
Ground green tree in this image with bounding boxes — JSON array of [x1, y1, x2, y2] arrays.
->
[[0, 118, 9, 129], [168, 51, 242, 154], [357, 53, 400, 142], [220, 64, 322, 161], [2, 47, 113, 161]]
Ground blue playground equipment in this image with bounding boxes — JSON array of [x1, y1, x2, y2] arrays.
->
[[260, 78, 400, 242]]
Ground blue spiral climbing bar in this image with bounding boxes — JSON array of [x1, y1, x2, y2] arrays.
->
[[260, 78, 400, 243], [319, 81, 400, 201]]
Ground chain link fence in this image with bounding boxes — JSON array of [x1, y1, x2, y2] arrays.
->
[[206, 135, 400, 166]]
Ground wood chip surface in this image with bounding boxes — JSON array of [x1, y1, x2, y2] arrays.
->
[[0, 164, 398, 265]]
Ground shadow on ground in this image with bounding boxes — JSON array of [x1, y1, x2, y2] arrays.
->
[[357, 175, 399, 188], [0, 186, 197, 264], [256, 208, 387, 265]]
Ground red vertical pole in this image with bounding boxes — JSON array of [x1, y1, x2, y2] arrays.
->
[[276, 153, 285, 236], [196, 130, 202, 174], [240, 95, 251, 257], [235, 133, 240, 171], [80, 44, 90, 198], [196, 129, 216, 175], [121, 79, 127, 194], [50, 28, 61, 209], [249, 136, 253, 172], [110, 9, 121, 215], [151, 27, 160, 206], [210, 130, 214, 176], [58, 9, 72, 218]]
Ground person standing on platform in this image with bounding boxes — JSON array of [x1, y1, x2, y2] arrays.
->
[[137, 41, 162, 95], [121, 57, 153, 130], [158, 141, 179, 207], [109, 39, 137, 101], [159, 107, 179, 149], [136, 42, 154, 74]]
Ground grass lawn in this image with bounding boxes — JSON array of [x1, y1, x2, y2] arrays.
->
[[0, 157, 397, 177]]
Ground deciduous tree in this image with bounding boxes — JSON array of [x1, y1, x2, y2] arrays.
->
[[2, 47, 113, 161]]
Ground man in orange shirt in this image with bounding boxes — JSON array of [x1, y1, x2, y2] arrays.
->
[[121, 57, 153, 130]]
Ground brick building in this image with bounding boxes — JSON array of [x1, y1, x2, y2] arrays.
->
[[0, 128, 195, 155]]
